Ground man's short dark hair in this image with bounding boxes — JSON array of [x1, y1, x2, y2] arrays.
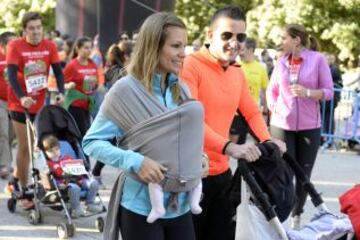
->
[[210, 6, 246, 28], [245, 38, 256, 52], [0, 32, 16, 46], [22, 12, 42, 29]]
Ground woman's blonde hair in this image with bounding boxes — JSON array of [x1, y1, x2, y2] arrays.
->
[[127, 12, 186, 102]]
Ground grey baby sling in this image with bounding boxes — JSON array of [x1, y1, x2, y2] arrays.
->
[[101, 75, 204, 240]]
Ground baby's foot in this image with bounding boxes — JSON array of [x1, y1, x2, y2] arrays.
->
[[191, 204, 202, 215], [147, 207, 166, 223]]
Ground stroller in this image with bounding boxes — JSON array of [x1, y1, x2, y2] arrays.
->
[[6, 105, 106, 239], [231, 142, 355, 240]]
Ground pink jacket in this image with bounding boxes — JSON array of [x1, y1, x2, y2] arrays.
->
[[266, 50, 333, 131]]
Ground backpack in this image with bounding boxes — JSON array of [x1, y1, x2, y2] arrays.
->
[[229, 142, 295, 222]]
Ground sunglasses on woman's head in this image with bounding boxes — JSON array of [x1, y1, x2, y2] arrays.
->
[[220, 32, 247, 43]]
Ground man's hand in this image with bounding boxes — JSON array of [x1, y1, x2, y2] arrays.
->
[[268, 138, 287, 155], [201, 153, 209, 178], [225, 142, 261, 162], [20, 96, 36, 108], [138, 157, 168, 183]]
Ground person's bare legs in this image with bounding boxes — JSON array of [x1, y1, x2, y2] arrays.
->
[[11, 120, 31, 189]]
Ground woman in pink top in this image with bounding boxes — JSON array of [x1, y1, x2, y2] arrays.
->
[[266, 24, 333, 229]]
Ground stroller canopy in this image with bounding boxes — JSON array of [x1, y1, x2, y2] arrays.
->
[[34, 105, 82, 144]]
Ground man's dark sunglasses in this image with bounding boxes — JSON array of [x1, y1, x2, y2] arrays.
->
[[221, 32, 247, 43]]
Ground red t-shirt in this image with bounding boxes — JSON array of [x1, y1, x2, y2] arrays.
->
[[6, 38, 60, 113], [288, 56, 303, 85], [64, 58, 98, 110], [0, 51, 7, 101]]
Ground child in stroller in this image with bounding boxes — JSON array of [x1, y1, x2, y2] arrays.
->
[[41, 133, 102, 218]]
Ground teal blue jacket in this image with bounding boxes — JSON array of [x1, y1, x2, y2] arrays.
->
[[82, 74, 190, 217]]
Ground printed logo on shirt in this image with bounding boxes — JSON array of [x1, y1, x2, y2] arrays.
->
[[82, 75, 97, 94], [21, 51, 50, 58], [289, 64, 300, 85], [24, 60, 48, 94]]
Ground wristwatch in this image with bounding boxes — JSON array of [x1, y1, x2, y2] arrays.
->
[[306, 89, 311, 97]]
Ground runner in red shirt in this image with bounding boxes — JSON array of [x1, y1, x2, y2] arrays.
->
[[0, 32, 16, 178], [5, 12, 65, 208], [64, 37, 99, 138]]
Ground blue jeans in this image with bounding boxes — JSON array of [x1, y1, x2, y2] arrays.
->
[[67, 178, 99, 209]]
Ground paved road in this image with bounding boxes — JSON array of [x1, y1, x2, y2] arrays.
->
[[0, 148, 359, 239]]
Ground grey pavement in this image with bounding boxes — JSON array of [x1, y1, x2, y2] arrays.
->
[[0, 147, 359, 239]]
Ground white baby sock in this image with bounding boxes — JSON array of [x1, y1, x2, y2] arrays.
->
[[189, 182, 202, 214], [147, 183, 166, 223]]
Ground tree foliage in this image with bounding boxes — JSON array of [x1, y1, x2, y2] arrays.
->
[[175, 0, 261, 43], [0, 0, 56, 34], [175, 0, 360, 62]]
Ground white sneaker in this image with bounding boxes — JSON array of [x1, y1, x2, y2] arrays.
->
[[71, 205, 86, 218], [291, 215, 301, 230], [86, 203, 103, 213]]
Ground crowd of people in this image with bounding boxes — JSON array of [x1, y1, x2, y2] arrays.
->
[[0, 4, 341, 240]]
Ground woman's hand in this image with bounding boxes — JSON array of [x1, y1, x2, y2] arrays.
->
[[225, 142, 261, 162], [290, 84, 307, 97], [289, 84, 306, 97], [138, 157, 168, 183]]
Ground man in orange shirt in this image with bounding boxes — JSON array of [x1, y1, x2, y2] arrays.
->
[[180, 6, 285, 240]]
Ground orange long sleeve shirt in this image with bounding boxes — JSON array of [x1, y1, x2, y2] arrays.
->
[[180, 47, 271, 176]]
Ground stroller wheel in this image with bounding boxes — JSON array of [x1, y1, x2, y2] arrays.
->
[[28, 209, 41, 225], [95, 217, 104, 232], [7, 198, 16, 213], [57, 223, 75, 239]]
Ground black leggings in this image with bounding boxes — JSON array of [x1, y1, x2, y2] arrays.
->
[[119, 206, 195, 240], [270, 126, 321, 216]]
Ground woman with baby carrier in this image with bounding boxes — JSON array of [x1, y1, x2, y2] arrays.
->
[[83, 12, 205, 240], [266, 23, 333, 229]]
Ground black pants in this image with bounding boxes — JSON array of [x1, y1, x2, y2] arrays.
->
[[92, 161, 105, 176], [68, 106, 91, 138], [68, 106, 91, 168], [193, 169, 235, 240], [119, 207, 195, 240], [270, 126, 321, 216]]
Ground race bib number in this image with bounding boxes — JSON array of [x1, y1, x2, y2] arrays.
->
[[60, 159, 87, 176], [25, 75, 47, 93]]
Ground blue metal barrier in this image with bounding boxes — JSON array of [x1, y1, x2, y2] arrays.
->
[[320, 88, 360, 150]]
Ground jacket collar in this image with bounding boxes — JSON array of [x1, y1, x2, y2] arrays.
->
[[281, 49, 309, 68], [153, 73, 179, 93]]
